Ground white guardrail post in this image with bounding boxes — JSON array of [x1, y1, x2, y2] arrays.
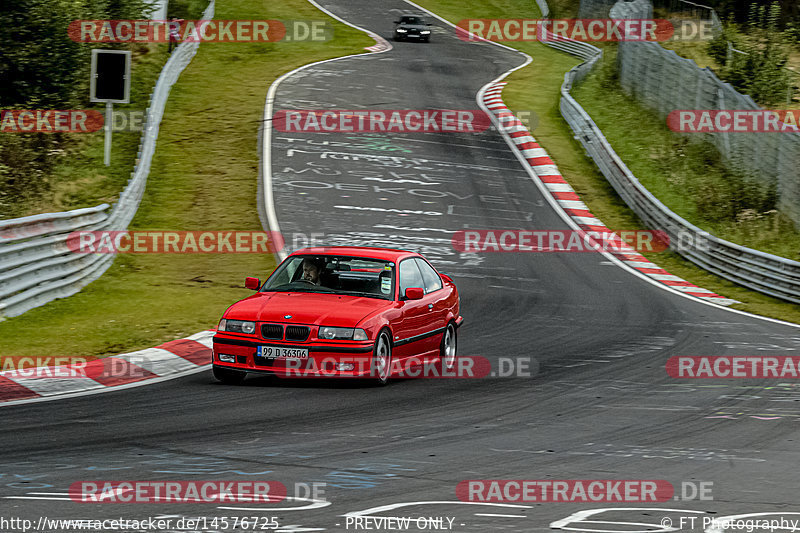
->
[[0, 1, 215, 320], [537, 0, 800, 304]]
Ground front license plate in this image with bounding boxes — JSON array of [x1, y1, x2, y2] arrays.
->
[[258, 346, 309, 359]]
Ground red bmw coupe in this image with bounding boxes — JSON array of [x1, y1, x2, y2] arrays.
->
[[212, 246, 463, 385]]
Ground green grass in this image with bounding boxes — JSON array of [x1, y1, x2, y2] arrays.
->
[[0, 0, 373, 359], [415, 0, 800, 325]]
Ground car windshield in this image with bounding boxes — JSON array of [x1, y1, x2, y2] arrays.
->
[[399, 16, 423, 24], [261, 255, 396, 300]]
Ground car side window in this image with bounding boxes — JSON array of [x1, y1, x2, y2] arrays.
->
[[399, 259, 425, 295], [415, 258, 442, 293]]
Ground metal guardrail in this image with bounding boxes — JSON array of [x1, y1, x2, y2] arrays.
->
[[537, 0, 800, 304], [0, 1, 215, 319]]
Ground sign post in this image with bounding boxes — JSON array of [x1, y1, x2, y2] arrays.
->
[[90, 50, 131, 166]]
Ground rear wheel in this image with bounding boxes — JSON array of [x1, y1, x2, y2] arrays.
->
[[213, 365, 246, 385], [439, 322, 457, 373], [372, 331, 393, 386]]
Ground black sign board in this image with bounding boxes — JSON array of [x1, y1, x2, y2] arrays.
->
[[90, 50, 131, 103]]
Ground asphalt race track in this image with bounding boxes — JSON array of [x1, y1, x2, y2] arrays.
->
[[3, 1, 800, 532]]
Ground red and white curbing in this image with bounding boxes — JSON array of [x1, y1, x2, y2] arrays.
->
[[484, 81, 738, 306], [0, 330, 214, 406], [364, 32, 391, 52]]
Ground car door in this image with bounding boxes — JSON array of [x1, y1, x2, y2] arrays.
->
[[393, 258, 431, 361], [415, 258, 449, 357]]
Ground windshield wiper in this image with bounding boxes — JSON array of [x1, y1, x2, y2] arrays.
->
[[338, 290, 387, 299], [263, 287, 332, 293]]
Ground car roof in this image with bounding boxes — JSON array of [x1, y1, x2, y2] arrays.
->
[[291, 246, 419, 262]]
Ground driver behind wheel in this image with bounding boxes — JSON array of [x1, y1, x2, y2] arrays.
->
[[301, 257, 325, 285]]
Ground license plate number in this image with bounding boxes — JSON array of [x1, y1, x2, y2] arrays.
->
[[258, 346, 309, 359]]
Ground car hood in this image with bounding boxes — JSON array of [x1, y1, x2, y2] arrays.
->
[[225, 291, 390, 327], [397, 24, 427, 30]]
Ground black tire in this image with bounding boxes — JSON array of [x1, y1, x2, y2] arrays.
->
[[213, 365, 246, 385], [371, 330, 393, 386], [439, 322, 457, 374]]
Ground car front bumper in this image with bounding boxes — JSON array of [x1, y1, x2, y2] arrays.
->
[[212, 334, 376, 378], [396, 32, 428, 39]]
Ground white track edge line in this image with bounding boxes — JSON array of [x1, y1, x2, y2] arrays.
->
[[262, 0, 393, 262]]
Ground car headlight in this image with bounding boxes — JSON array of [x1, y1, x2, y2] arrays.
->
[[218, 318, 256, 334], [319, 327, 368, 341], [396, 28, 407, 32], [421, 30, 430, 34]]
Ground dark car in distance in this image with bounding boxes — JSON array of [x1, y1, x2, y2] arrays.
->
[[394, 15, 432, 42]]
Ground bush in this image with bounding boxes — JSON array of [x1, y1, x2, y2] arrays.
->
[[166, 0, 209, 20], [706, 20, 739, 65], [0, 133, 62, 218], [706, 2, 794, 106], [0, 0, 155, 109], [668, 139, 778, 224]]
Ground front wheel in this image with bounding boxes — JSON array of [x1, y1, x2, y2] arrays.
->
[[371, 331, 393, 386], [439, 322, 457, 373], [213, 365, 246, 385]]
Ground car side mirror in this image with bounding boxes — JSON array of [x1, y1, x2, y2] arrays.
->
[[245, 277, 261, 290], [404, 287, 424, 300], [394, 20, 400, 24]]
